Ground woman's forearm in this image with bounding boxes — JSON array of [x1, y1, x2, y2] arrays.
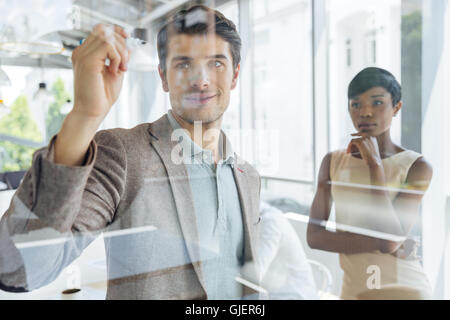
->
[[307, 226, 397, 255]]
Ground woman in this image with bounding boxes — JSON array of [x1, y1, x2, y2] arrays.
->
[[307, 67, 433, 299]]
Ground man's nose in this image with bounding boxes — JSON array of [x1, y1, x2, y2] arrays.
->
[[189, 66, 210, 90]]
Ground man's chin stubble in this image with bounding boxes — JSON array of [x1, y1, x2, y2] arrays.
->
[[178, 108, 225, 125]]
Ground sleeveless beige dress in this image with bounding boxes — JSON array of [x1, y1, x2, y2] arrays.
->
[[330, 149, 432, 300]]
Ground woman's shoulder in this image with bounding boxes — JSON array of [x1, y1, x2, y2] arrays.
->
[[317, 150, 346, 172], [328, 149, 349, 164], [322, 149, 347, 161], [391, 148, 433, 184], [390, 148, 424, 166], [324, 149, 351, 180], [330, 149, 347, 156], [404, 153, 433, 184]]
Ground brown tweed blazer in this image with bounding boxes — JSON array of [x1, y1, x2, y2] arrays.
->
[[0, 114, 261, 299]]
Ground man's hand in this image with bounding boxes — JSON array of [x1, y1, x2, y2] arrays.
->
[[71, 24, 130, 119], [54, 24, 131, 166]]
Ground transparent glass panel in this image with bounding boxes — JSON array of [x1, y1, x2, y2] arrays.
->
[[252, 0, 313, 181], [327, 0, 402, 151], [218, 0, 241, 133]]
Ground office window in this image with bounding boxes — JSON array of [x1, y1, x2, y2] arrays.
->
[[325, 0, 450, 298], [1, 0, 449, 301], [327, 0, 401, 152], [217, 0, 241, 134], [251, 0, 313, 182], [0, 66, 73, 172], [346, 39, 352, 67], [365, 30, 377, 64]]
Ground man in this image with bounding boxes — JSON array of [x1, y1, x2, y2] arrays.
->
[[0, 5, 261, 299]]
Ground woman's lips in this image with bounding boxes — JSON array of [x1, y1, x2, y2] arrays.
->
[[359, 123, 377, 129]]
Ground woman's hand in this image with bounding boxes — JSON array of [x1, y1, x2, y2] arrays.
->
[[347, 133, 383, 168], [390, 238, 418, 259]]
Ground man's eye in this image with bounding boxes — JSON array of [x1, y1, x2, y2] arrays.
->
[[351, 102, 360, 108], [210, 60, 224, 68], [176, 62, 190, 69], [373, 100, 383, 105]]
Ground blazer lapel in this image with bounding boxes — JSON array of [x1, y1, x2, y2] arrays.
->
[[147, 115, 207, 295], [232, 157, 257, 263]]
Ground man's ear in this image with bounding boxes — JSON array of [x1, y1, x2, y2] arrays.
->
[[158, 64, 169, 92], [230, 64, 240, 90], [394, 101, 403, 117]]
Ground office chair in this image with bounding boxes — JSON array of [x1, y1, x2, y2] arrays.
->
[[307, 259, 333, 298]]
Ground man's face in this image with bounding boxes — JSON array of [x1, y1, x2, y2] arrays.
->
[[159, 33, 239, 124]]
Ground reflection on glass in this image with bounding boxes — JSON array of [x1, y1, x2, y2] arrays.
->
[[0, 0, 448, 302], [0, 4, 264, 301], [219, 0, 241, 135]]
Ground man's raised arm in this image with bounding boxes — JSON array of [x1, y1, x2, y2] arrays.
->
[[0, 24, 130, 291]]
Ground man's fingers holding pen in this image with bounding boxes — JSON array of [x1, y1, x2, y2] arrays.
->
[[75, 24, 130, 75], [111, 25, 131, 72], [113, 32, 131, 72]]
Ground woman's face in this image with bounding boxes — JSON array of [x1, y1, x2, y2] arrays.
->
[[348, 86, 402, 137]]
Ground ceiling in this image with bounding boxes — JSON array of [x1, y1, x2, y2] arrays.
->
[[73, 0, 192, 30], [0, 0, 193, 69]]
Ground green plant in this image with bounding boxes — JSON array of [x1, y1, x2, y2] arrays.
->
[[0, 95, 42, 171]]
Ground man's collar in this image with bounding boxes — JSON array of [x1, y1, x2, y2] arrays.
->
[[167, 110, 235, 164]]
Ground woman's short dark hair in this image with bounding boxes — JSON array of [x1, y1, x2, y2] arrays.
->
[[157, 5, 241, 72], [348, 67, 402, 106]]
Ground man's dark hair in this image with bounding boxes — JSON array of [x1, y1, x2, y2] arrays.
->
[[157, 5, 241, 72], [348, 67, 402, 106]]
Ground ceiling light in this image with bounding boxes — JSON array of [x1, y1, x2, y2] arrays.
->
[[127, 28, 157, 72], [33, 82, 51, 101], [61, 99, 73, 114]]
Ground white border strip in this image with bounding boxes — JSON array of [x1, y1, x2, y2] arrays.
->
[[15, 225, 157, 249], [234, 276, 268, 295], [102, 225, 157, 239], [285, 212, 405, 242], [16, 237, 69, 249], [328, 181, 425, 195]]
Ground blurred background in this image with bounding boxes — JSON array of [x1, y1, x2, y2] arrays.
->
[[0, 0, 449, 299]]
